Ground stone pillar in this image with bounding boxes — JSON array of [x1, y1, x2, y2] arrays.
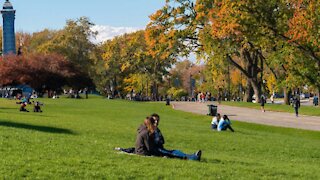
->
[[1, 0, 16, 55]]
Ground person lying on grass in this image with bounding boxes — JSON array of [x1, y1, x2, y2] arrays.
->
[[115, 113, 202, 161], [217, 115, 235, 132]]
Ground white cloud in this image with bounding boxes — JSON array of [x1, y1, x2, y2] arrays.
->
[[90, 25, 143, 44]]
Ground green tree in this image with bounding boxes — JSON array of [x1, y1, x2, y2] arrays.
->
[[37, 17, 97, 82], [150, 0, 320, 104]]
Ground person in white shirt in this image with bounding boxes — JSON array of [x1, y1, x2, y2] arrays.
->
[[211, 113, 221, 130]]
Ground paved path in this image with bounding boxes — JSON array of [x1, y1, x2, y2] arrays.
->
[[172, 102, 320, 131]]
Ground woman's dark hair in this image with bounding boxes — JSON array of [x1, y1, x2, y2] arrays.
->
[[223, 115, 229, 120]]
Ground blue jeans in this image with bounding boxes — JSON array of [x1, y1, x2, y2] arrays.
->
[[157, 148, 198, 160], [294, 107, 299, 116], [212, 124, 217, 129]]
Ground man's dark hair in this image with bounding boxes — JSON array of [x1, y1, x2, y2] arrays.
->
[[151, 113, 160, 120]]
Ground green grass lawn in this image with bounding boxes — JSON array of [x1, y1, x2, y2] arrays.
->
[[220, 101, 320, 116], [0, 96, 319, 179]]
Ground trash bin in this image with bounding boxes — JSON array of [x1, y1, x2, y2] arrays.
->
[[207, 104, 217, 116]]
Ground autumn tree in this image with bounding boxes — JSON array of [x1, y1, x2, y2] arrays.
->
[[0, 53, 81, 93], [100, 31, 157, 97], [145, 16, 182, 99], [36, 17, 97, 87], [98, 29, 176, 99], [100, 31, 147, 97], [285, 0, 320, 104], [148, 0, 267, 102], [25, 29, 59, 54], [150, 0, 319, 104]]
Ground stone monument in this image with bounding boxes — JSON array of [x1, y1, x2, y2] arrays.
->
[[1, 0, 16, 55]]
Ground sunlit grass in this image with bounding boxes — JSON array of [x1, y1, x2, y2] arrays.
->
[[0, 96, 319, 179]]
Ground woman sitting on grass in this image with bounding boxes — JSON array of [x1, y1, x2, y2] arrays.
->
[[115, 114, 202, 161], [134, 116, 157, 155], [217, 115, 235, 132]]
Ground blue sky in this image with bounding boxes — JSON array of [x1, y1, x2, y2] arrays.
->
[[7, 0, 166, 41], [6, 0, 199, 62]]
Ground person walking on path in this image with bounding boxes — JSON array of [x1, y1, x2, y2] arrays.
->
[[270, 94, 274, 104], [292, 94, 300, 117], [313, 95, 319, 106], [218, 92, 222, 105], [260, 95, 265, 112]]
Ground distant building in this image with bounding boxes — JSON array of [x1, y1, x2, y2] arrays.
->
[[1, 0, 16, 55]]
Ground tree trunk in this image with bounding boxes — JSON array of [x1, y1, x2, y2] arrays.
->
[[152, 81, 158, 101], [111, 76, 117, 98], [244, 81, 254, 102], [249, 78, 261, 103], [226, 46, 263, 103], [283, 87, 291, 105]]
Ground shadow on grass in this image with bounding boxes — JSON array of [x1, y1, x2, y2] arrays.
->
[[0, 121, 76, 135], [226, 114, 237, 117], [0, 107, 19, 110], [0, 111, 57, 117]]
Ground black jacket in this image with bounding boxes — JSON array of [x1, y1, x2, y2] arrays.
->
[[154, 128, 165, 149]]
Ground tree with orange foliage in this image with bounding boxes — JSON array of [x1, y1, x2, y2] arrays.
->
[[150, 0, 320, 104]]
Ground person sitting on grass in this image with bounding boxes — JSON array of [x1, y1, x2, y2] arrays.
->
[[150, 113, 201, 160], [115, 116, 156, 154], [217, 115, 234, 132], [20, 102, 29, 112], [33, 101, 43, 112], [115, 113, 202, 161], [135, 116, 157, 156], [211, 113, 221, 130]]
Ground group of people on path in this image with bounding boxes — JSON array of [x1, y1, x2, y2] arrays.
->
[[211, 113, 235, 132], [115, 113, 202, 161], [196, 92, 212, 103]]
